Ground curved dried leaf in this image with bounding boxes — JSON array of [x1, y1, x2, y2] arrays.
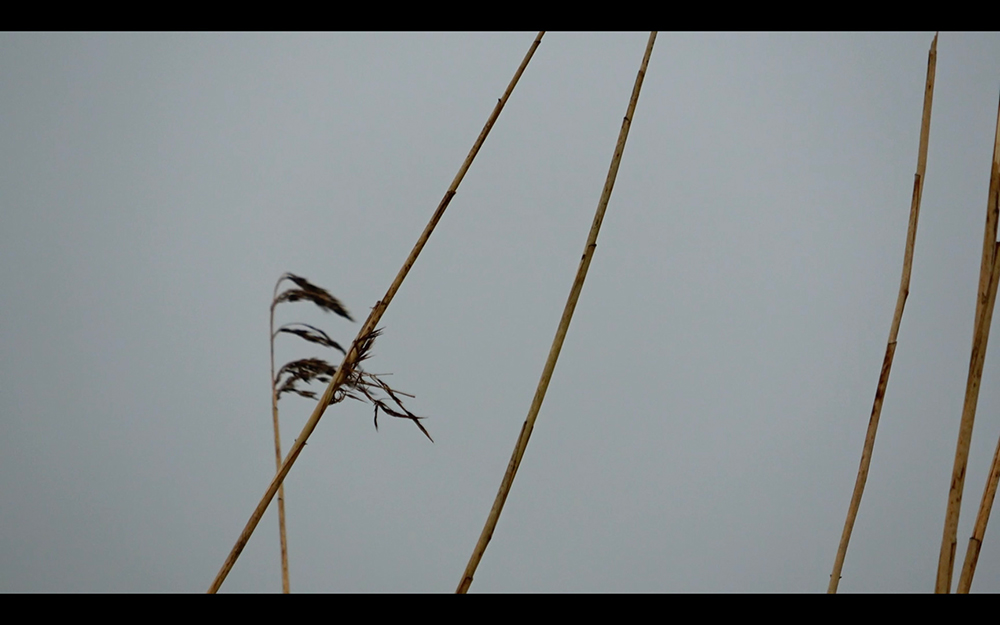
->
[[275, 323, 346, 354], [276, 380, 319, 400], [275, 273, 353, 321]]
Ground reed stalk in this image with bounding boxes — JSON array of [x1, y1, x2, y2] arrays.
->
[[270, 278, 291, 594], [958, 373, 1000, 593], [207, 32, 544, 593], [455, 31, 657, 594], [937, 93, 1000, 593], [266, 273, 354, 593], [827, 33, 937, 594]]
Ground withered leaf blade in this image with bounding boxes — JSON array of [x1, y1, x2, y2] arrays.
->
[[347, 327, 432, 441], [276, 323, 347, 354], [277, 382, 318, 401], [277, 273, 354, 321]]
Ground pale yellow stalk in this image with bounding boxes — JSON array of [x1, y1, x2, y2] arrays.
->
[[937, 92, 1000, 593], [270, 279, 291, 593], [207, 32, 545, 593], [828, 33, 937, 593], [455, 32, 657, 594], [958, 345, 1000, 593]]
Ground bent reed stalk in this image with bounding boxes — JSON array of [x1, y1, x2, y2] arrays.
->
[[269, 278, 291, 594], [456, 31, 657, 594], [268, 273, 354, 593], [827, 33, 937, 594], [207, 32, 545, 593], [938, 93, 1000, 593]]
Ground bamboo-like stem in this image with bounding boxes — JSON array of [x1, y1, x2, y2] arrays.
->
[[827, 33, 937, 594], [455, 32, 657, 595], [207, 32, 544, 593], [958, 371, 1000, 592], [937, 92, 1000, 593], [959, 255, 1000, 592], [270, 279, 291, 594]]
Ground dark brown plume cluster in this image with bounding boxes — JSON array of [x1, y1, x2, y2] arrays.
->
[[273, 272, 354, 321], [271, 274, 431, 441]]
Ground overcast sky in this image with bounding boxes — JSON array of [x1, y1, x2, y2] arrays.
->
[[3, 32, 1000, 592]]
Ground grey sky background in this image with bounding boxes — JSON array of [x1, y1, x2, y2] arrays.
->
[[2, 32, 1000, 592]]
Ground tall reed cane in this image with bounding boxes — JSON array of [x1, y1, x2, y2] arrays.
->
[[207, 32, 545, 593], [957, 246, 1000, 593], [937, 92, 1000, 593], [827, 33, 937, 593], [270, 279, 290, 593], [456, 31, 657, 594]]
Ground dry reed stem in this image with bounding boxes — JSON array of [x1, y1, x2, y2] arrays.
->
[[937, 93, 1000, 593], [946, 247, 1000, 592], [268, 273, 354, 592], [268, 272, 353, 592], [207, 32, 545, 593], [270, 277, 291, 593], [455, 31, 657, 594], [827, 33, 937, 594], [958, 370, 1000, 592]]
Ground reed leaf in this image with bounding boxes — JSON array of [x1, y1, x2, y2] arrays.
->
[[276, 323, 347, 354], [274, 272, 354, 321]]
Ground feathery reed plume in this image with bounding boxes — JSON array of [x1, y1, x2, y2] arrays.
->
[[269, 275, 428, 592], [937, 92, 1000, 593], [275, 330, 430, 438], [455, 31, 657, 594], [208, 32, 545, 593], [827, 33, 938, 593]]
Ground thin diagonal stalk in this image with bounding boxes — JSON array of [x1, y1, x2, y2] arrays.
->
[[455, 31, 657, 595], [270, 279, 291, 593], [208, 31, 545, 593], [959, 348, 1000, 592], [828, 33, 937, 594], [937, 92, 1000, 593]]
